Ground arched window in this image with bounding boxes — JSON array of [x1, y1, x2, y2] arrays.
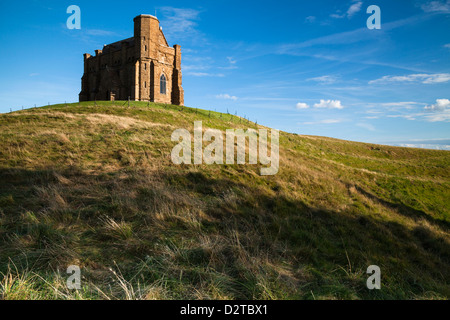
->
[[160, 74, 166, 95]]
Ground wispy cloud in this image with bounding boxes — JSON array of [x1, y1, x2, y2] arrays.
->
[[369, 73, 450, 84], [63, 26, 124, 45], [424, 111, 450, 122], [421, 0, 450, 13], [185, 72, 224, 77], [158, 7, 203, 44], [381, 102, 423, 108], [356, 122, 376, 131], [378, 102, 425, 112], [303, 119, 342, 125], [387, 114, 418, 121], [84, 29, 118, 36], [362, 99, 450, 123], [227, 57, 237, 65], [218, 57, 238, 70], [278, 15, 428, 56], [305, 16, 316, 23], [182, 56, 214, 73], [183, 64, 210, 71], [330, 1, 363, 19], [307, 75, 338, 84], [216, 94, 238, 101]]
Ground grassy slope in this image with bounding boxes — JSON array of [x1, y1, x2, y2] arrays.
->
[[0, 101, 449, 300]]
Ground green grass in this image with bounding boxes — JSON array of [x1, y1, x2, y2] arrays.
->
[[0, 101, 449, 300]]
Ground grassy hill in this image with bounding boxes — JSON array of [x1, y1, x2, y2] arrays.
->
[[0, 101, 449, 300]]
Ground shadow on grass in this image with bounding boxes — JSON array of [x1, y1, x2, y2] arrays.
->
[[354, 185, 450, 228], [0, 166, 449, 299]]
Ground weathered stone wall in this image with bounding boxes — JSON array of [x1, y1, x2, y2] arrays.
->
[[79, 14, 184, 105]]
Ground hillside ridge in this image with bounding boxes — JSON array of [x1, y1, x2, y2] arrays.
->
[[0, 101, 449, 299]]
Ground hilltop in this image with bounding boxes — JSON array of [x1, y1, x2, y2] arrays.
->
[[0, 101, 449, 299]]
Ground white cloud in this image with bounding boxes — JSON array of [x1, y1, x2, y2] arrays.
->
[[424, 99, 450, 111], [296, 99, 344, 110], [313, 99, 344, 109], [394, 143, 450, 150], [303, 119, 342, 125], [421, 1, 450, 13], [307, 75, 337, 84], [305, 16, 316, 23], [216, 94, 238, 101], [369, 73, 450, 84], [331, 1, 362, 19], [347, 1, 363, 17], [422, 99, 450, 122], [296, 102, 310, 109], [444, 44, 450, 48]]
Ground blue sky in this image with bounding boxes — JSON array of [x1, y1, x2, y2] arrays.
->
[[0, 0, 449, 149]]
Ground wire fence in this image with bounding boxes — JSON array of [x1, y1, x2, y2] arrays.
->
[[4, 99, 259, 126]]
